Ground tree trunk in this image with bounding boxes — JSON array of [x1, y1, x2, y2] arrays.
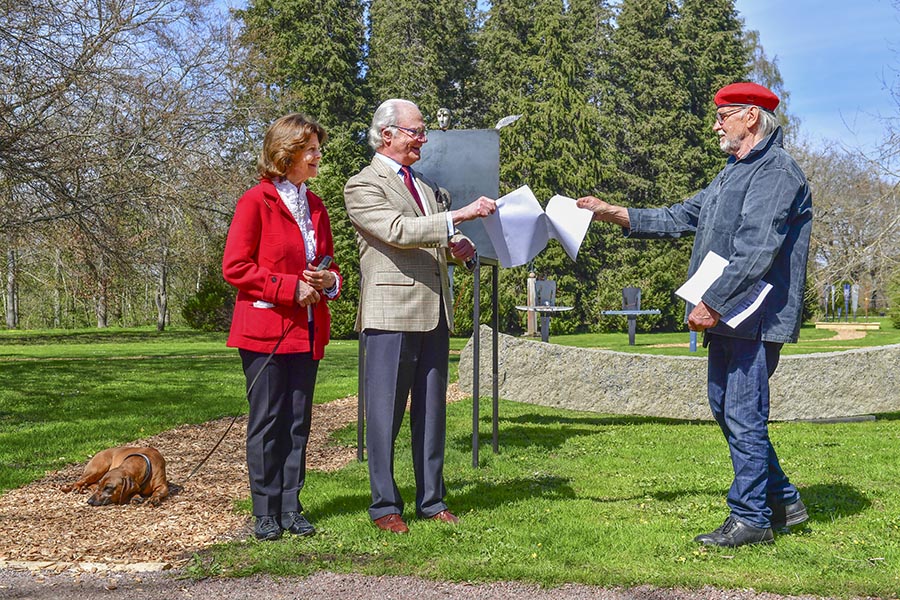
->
[[155, 248, 168, 332], [5, 243, 18, 329], [53, 248, 62, 328], [96, 256, 108, 328]]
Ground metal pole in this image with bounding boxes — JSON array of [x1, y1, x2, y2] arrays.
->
[[492, 264, 499, 454], [357, 331, 366, 462], [472, 260, 481, 468]]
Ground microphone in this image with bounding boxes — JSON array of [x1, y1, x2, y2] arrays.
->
[[307, 256, 334, 324]]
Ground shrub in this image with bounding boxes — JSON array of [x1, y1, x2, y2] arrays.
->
[[182, 275, 235, 332], [888, 268, 900, 328]]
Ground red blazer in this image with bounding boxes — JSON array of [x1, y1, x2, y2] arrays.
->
[[223, 178, 341, 359]]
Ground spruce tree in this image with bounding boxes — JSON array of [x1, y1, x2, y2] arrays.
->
[[588, 0, 751, 332], [367, 0, 477, 126], [464, 0, 614, 335], [236, 0, 370, 337]]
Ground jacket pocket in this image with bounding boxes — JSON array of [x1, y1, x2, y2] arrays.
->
[[259, 235, 286, 270], [375, 271, 414, 286]]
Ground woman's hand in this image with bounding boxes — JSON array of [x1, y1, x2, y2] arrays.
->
[[302, 267, 336, 292], [294, 280, 321, 307]]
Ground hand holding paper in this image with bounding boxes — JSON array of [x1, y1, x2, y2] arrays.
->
[[674, 251, 772, 329]]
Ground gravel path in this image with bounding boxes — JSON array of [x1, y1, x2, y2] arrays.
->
[[0, 569, 850, 600]]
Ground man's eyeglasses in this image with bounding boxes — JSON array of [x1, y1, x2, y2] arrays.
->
[[715, 106, 746, 125], [392, 125, 428, 140]]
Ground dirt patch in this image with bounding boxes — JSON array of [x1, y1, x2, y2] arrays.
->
[[817, 327, 867, 341], [0, 383, 465, 570], [646, 327, 868, 348]]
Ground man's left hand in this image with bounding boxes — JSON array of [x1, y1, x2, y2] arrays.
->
[[688, 301, 720, 331], [449, 239, 475, 261]]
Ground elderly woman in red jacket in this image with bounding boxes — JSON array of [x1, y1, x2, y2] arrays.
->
[[223, 113, 341, 541]]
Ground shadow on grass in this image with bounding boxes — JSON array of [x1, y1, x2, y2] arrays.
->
[[312, 474, 578, 521], [650, 482, 870, 525], [800, 482, 871, 522], [449, 411, 706, 453]]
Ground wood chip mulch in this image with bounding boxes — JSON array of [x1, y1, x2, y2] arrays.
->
[[0, 384, 464, 571]]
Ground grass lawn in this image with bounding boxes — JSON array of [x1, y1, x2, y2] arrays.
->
[[549, 317, 900, 356], [2, 324, 899, 596], [0, 327, 357, 491], [208, 399, 900, 597]]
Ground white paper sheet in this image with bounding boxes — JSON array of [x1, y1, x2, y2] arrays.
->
[[674, 252, 728, 305], [722, 281, 772, 328], [674, 250, 772, 329], [545, 194, 593, 261], [482, 186, 592, 267]]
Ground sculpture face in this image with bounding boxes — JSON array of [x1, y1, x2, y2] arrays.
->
[[437, 107, 451, 130]]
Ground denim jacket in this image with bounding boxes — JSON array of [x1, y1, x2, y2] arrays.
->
[[625, 127, 812, 343]]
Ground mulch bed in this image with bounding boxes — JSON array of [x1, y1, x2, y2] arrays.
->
[[0, 398, 359, 569], [0, 383, 465, 571]]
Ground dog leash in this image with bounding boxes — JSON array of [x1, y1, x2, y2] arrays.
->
[[185, 308, 298, 481], [187, 257, 332, 480]]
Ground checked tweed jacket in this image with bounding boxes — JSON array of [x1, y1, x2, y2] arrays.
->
[[344, 156, 469, 333]]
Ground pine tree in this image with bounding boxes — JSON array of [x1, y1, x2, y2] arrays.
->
[[587, 0, 751, 332]]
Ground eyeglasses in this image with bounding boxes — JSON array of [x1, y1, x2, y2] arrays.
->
[[715, 107, 746, 125], [392, 125, 428, 140]]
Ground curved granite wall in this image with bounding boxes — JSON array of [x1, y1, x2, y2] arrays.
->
[[458, 326, 900, 421]]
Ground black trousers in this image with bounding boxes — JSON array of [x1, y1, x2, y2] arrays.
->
[[240, 349, 318, 517], [363, 307, 450, 521]]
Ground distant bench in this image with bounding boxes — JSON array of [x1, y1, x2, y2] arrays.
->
[[601, 287, 661, 345]]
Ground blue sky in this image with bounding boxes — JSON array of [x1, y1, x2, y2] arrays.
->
[[735, 0, 900, 155]]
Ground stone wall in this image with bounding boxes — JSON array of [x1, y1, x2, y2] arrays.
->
[[458, 326, 900, 421]]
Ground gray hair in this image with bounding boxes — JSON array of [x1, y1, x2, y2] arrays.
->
[[367, 99, 417, 151], [755, 108, 778, 138]]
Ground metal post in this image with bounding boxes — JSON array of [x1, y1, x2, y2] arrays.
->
[[357, 330, 366, 462], [628, 315, 637, 345], [689, 330, 697, 352], [492, 264, 499, 454], [472, 260, 481, 468]]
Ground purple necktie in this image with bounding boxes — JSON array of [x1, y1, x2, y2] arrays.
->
[[399, 166, 425, 213]]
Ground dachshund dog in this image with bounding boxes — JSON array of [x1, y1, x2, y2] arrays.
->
[[62, 446, 170, 506]]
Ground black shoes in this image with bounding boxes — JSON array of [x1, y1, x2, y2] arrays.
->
[[694, 515, 774, 547], [254, 515, 283, 541], [280, 511, 316, 536], [770, 498, 809, 530]]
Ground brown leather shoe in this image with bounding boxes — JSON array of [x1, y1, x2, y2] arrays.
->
[[429, 510, 459, 524], [373, 513, 409, 534]]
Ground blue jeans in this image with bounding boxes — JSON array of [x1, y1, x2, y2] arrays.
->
[[707, 334, 800, 529]]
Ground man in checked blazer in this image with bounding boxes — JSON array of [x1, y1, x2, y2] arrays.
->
[[344, 98, 496, 533]]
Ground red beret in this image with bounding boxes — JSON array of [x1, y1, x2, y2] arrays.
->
[[714, 82, 779, 111]]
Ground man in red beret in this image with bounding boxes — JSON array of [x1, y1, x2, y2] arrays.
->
[[577, 82, 813, 547]]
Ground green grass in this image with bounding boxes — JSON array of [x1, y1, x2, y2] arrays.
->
[[548, 317, 900, 356], [0, 327, 358, 490], [2, 325, 900, 596], [205, 400, 900, 597]]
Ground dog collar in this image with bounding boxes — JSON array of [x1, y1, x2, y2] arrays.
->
[[124, 453, 153, 488]]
